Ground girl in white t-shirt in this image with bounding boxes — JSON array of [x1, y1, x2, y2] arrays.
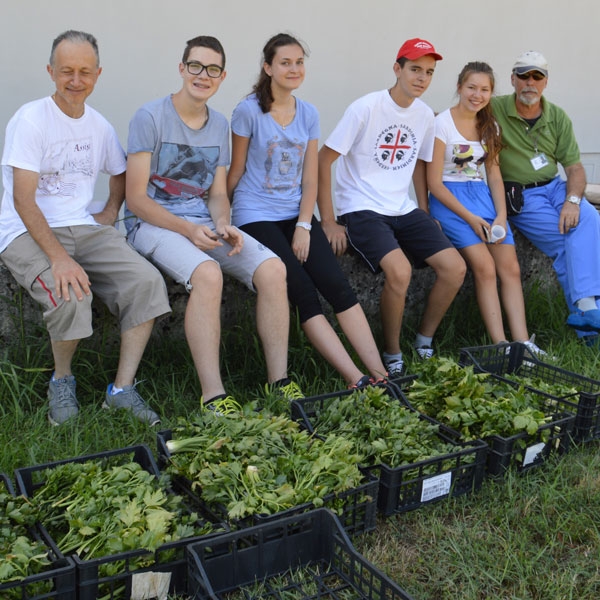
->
[[228, 33, 387, 388], [427, 61, 546, 354]]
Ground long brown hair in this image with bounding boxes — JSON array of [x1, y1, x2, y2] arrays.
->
[[252, 33, 306, 113], [457, 61, 502, 162]]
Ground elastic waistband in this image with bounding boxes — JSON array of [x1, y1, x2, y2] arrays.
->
[[523, 179, 554, 190]]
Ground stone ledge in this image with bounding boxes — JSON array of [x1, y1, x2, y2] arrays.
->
[[0, 229, 558, 346]]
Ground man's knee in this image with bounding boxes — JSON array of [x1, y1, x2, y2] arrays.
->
[[189, 260, 223, 291], [430, 249, 467, 284], [253, 257, 287, 291]]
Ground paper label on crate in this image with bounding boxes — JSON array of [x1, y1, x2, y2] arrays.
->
[[130, 571, 171, 600], [421, 472, 452, 502], [522, 442, 546, 467]]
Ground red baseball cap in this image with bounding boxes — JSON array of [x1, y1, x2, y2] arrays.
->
[[396, 38, 443, 61]]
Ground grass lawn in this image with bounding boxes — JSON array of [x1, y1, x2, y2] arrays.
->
[[1, 282, 599, 599]]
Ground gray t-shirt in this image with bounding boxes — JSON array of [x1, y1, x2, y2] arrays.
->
[[125, 95, 230, 231]]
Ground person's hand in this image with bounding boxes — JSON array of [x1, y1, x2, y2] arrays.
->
[[321, 220, 347, 256], [187, 224, 225, 251], [468, 215, 491, 243], [559, 202, 580, 234], [92, 207, 119, 226], [51, 255, 91, 302], [292, 227, 311, 263], [217, 225, 244, 256]]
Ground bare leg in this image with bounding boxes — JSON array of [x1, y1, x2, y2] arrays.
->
[[185, 261, 226, 400], [336, 304, 387, 379], [489, 244, 530, 341], [420, 248, 466, 337], [460, 245, 506, 343], [253, 258, 289, 384], [113, 319, 155, 388], [302, 314, 364, 385], [51, 339, 80, 378], [378, 248, 412, 355]]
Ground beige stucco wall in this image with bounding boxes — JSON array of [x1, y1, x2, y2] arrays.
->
[[1, 0, 598, 165]]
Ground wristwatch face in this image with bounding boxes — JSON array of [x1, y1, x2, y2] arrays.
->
[[567, 195, 581, 205]]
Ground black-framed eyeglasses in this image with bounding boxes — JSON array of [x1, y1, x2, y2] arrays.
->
[[514, 71, 546, 81], [184, 61, 224, 78]]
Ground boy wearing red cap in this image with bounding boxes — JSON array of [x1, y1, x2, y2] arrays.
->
[[318, 38, 465, 375]]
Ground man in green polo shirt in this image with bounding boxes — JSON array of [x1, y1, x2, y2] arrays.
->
[[492, 51, 600, 338]]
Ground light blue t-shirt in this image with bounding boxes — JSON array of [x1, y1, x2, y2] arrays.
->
[[230, 94, 319, 227], [125, 95, 230, 231]]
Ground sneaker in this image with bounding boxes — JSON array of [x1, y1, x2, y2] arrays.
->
[[275, 380, 305, 401], [103, 383, 160, 426], [521, 334, 548, 359], [566, 308, 600, 332], [415, 346, 434, 360], [202, 394, 242, 416], [383, 354, 404, 378], [348, 375, 372, 390], [48, 375, 79, 426], [582, 333, 600, 348]]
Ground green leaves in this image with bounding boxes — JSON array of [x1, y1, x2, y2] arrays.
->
[[309, 386, 457, 469], [165, 406, 364, 519], [408, 357, 556, 440]]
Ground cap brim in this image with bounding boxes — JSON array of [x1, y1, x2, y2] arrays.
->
[[513, 66, 547, 77]]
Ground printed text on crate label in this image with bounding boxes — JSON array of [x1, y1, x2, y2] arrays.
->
[[421, 473, 452, 502]]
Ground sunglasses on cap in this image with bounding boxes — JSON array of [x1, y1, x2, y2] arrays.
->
[[514, 71, 546, 81]]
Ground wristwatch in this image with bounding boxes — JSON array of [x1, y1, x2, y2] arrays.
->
[[566, 195, 581, 206], [295, 221, 312, 231]]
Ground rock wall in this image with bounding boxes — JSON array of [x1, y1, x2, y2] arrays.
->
[[0, 230, 560, 347]]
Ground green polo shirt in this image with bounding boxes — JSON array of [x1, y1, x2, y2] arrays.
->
[[491, 94, 580, 185]]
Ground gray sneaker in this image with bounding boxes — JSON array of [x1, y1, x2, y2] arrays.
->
[[103, 383, 160, 426], [48, 375, 79, 426]]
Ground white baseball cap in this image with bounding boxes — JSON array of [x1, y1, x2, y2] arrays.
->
[[512, 51, 548, 77]]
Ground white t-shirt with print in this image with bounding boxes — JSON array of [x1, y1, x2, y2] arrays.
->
[[434, 108, 487, 182], [0, 96, 126, 252], [324, 90, 435, 217]]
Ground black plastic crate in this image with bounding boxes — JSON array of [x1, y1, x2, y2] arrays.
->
[[1, 472, 76, 600], [459, 341, 600, 443], [291, 388, 488, 516], [15, 445, 227, 600], [186, 508, 415, 600], [157, 430, 378, 536]]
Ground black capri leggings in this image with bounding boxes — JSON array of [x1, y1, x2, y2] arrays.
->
[[240, 217, 358, 323]]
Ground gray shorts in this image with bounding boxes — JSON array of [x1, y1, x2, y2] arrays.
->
[[127, 216, 279, 292], [0, 225, 171, 341]]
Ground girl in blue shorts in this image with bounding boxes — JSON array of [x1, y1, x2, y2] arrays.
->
[[427, 61, 546, 355]]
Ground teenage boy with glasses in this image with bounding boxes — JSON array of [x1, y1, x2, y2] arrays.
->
[[492, 51, 600, 340], [125, 36, 300, 411]]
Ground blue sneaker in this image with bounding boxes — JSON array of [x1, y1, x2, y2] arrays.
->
[[566, 309, 600, 332]]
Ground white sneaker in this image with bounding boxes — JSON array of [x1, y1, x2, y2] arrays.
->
[[522, 334, 547, 359], [415, 346, 434, 359]]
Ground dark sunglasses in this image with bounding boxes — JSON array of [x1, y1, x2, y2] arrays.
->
[[514, 71, 546, 81]]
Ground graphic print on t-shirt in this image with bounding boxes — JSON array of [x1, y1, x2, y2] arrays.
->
[[152, 142, 219, 202], [450, 144, 487, 178], [264, 136, 305, 193], [373, 124, 417, 171], [37, 137, 93, 197]]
